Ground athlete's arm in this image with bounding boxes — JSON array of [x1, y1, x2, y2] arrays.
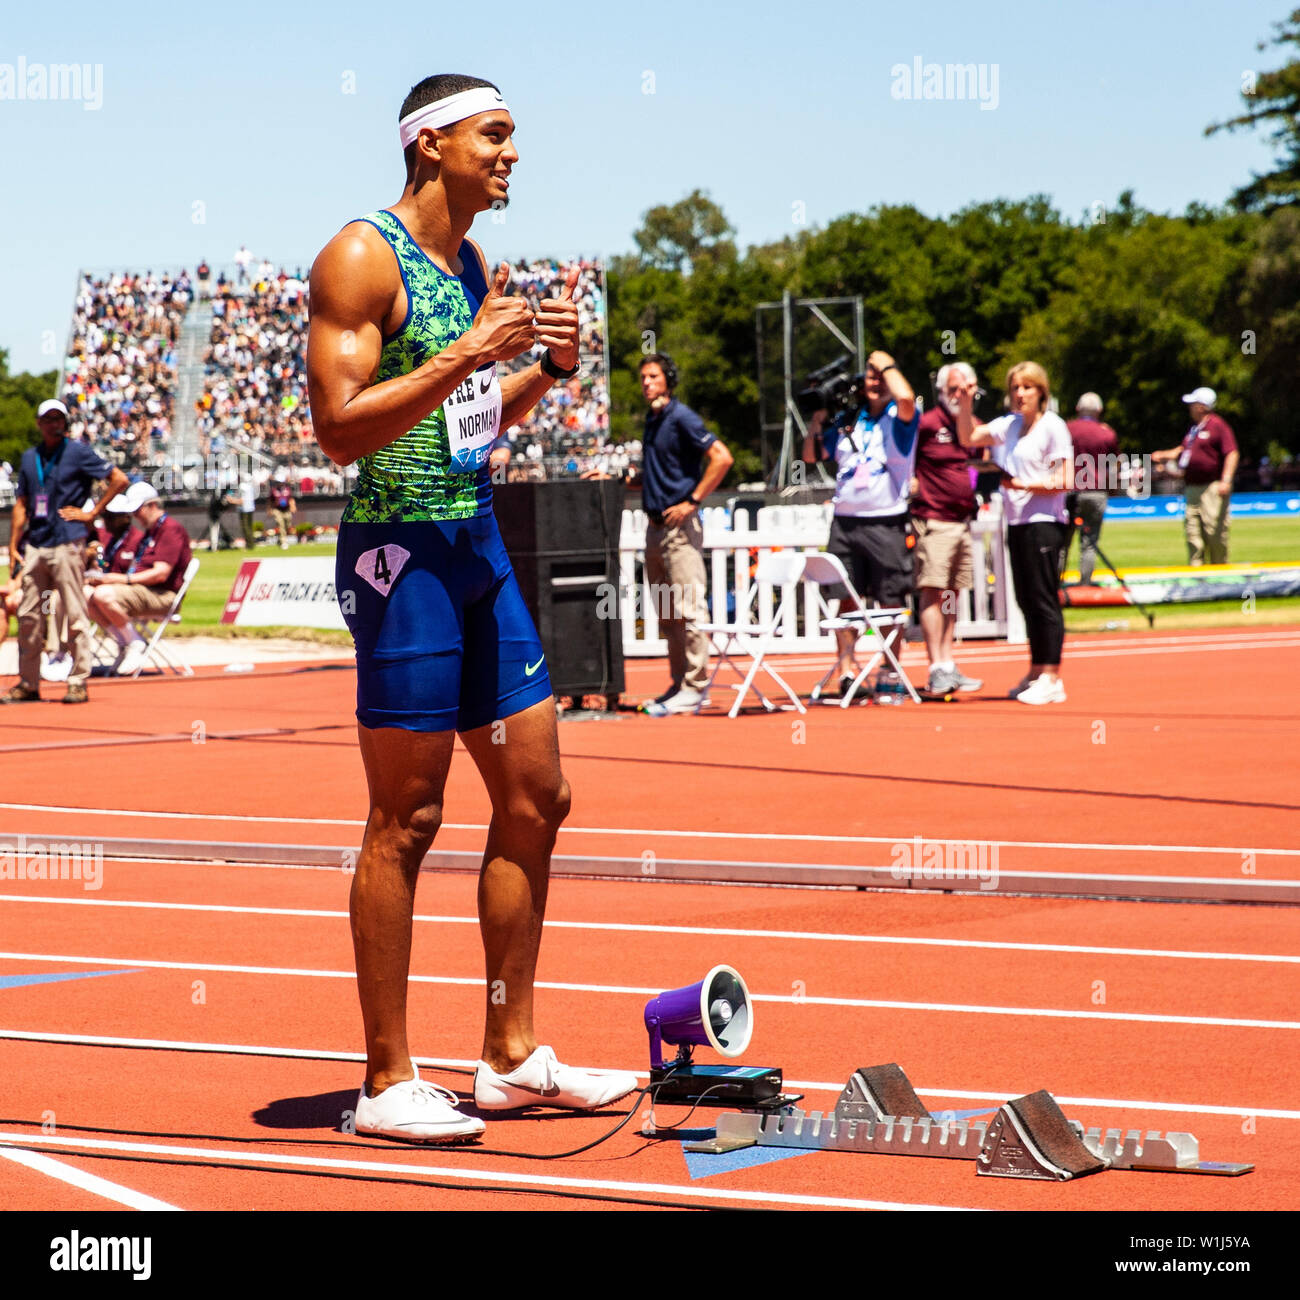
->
[[307, 226, 533, 466]]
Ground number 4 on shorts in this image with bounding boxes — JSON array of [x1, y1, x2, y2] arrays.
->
[[355, 544, 411, 596]]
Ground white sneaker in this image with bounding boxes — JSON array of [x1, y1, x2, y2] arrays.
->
[[40, 652, 73, 683], [116, 641, 149, 677], [354, 1062, 485, 1143], [643, 688, 707, 717], [474, 1045, 639, 1112], [1016, 675, 1067, 705]]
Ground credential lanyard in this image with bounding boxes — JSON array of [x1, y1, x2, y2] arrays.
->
[[129, 514, 166, 574]]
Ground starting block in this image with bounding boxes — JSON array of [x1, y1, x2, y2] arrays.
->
[[1081, 1127, 1253, 1177], [685, 1064, 1254, 1177], [976, 1090, 1109, 1180]]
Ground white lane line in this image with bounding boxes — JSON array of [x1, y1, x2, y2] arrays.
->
[[0, 1144, 182, 1211], [0, 802, 1294, 856], [0, 1132, 975, 1212], [3, 895, 1296, 966], [770, 630, 1300, 667], [2, 951, 1296, 1029], [7, 1030, 1296, 1121], [908, 1089, 1300, 1122]]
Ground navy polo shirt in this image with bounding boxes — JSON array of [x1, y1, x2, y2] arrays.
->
[[641, 398, 716, 514], [16, 437, 114, 548]]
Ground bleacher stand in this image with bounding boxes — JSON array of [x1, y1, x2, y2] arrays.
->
[[60, 271, 191, 476], [52, 254, 619, 497]]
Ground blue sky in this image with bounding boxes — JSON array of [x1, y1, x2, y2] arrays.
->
[[0, 0, 1283, 374]]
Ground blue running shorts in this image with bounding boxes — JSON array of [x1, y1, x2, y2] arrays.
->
[[335, 515, 553, 733]]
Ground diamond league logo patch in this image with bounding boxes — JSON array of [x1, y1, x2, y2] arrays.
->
[[355, 545, 410, 596]]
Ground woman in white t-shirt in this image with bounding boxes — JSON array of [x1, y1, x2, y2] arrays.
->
[[954, 362, 1074, 704]]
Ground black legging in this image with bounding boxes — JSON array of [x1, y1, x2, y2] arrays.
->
[[1007, 522, 1067, 665]]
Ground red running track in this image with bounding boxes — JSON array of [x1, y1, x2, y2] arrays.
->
[[0, 625, 1296, 1210]]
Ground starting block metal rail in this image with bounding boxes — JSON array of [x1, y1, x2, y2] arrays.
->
[[706, 1109, 989, 1160], [684, 1064, 1254, 1178]]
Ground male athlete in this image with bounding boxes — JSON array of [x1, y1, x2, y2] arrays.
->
[[308, 74, 636, 1142]]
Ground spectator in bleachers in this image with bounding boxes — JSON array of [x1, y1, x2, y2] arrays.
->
[[61, 270, 189, 475]]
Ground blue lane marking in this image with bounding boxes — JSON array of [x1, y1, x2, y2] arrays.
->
[[679, 1107, 1000, 1178], [681, 1140, 816, 1180], [0, 969, 141, 991], [928, 1107, 998, 1120]]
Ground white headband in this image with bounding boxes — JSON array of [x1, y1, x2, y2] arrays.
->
[[399, 87, 510, 148]]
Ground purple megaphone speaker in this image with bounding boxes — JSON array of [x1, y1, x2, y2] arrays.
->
[[643, 964, 753, 1070]]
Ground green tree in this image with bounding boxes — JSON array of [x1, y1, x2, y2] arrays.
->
[[0, 349, 58, 471], [632, 189, 736, 272], [1207, 8, 1300, 210], [998, 209, 1258, 453], [1238, 205, 1300, 449]]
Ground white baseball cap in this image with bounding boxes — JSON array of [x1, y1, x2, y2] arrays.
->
[[1182, 387, 1216, 408], [37, 399, 69, 419], [106, 481, 160, 514]]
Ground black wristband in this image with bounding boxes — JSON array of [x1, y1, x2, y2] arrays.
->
[[541, 351, 579, 381]]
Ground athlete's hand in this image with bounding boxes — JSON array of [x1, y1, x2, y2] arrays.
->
[[469, 262, 535, 364], [534, 265, 581, 373]]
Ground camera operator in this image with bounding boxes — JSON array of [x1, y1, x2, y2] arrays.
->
[[802, 351, 918, 696]]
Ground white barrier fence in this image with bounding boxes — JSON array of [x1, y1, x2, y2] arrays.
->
[[618, 503, 1023, 657]]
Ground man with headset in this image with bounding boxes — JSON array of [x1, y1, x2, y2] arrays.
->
[[637, 352, 733, 716]]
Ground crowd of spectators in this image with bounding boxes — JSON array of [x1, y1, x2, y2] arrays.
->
[[196, 266, 312, 469], [59, 271, 191, 474], [46, 253, 619, 497]]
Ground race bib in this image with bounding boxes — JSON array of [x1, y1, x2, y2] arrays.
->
[[442, 363, 501, 474], [355, 544, 410, 597]]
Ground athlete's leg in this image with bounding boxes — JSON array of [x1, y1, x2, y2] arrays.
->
[[458, 697, 570, 1073], [352, 722, 456, 1095]]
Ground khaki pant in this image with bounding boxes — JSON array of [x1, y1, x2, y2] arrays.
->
[[1185, 482, 1229, 566], [18, 544, 93, 689], [644, 515, 710, 693]]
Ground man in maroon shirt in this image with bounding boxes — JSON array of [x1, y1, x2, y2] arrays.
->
[[910, 363, 983, 694], [1065, 392, 1120, 585], [85, 482, 192, 675], [94, 494, 144, 576], [1152, 386, 1239, 565]]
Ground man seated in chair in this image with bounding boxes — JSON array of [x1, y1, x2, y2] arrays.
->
[[86, 482, 192, 677]]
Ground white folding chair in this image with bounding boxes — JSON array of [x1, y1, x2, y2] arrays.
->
[[123, 558, 199, 678], [801, 552, 920, 707], [698, 550, 808, 718]]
